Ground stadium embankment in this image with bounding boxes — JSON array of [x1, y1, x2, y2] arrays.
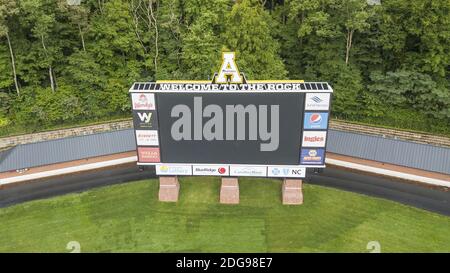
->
[[2, 119, 450, 150]]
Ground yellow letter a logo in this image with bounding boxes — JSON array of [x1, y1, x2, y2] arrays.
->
[[216, 52, 243, 83]]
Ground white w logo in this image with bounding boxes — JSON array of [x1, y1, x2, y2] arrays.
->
[[138, 112, 152, 123]]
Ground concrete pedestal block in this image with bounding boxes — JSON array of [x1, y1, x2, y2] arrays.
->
[[220, 177, 239, 204], [282, 179, 303, 205], [159, 176, 180, 202]]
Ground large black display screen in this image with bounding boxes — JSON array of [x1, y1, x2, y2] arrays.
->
[[156, 93, 305, 165]]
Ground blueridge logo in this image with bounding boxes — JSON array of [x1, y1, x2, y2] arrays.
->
[[194, 167, 227, 174], [192, 165, 229, 176], [170, 97, 280, 151]]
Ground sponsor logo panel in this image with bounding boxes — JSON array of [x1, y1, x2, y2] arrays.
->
[[132, 93, 155, 110], [137, 147, 160, 163], [300, 149, 325, 165], [136, 130, 159, 146], [229, 166, 267, 177], [133, 110, 158, 129], [305, 93, 330, 111], [303, 112, 328, 130], [156, 164, 192, 175], [192, 165, 229, 176], [267, 166, 306, 178], [302, 131, 327, 147]]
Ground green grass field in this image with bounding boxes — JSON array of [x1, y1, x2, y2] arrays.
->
[[0, 177, 449, 252]]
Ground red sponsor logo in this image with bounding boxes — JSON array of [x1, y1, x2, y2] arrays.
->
[[132, 93, 155, 110], [304, 136, 324, 142], [138, 147, 160, 163], [218, 167, 226, 174]]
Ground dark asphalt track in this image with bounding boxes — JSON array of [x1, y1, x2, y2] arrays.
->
[[0, 164, 449, 216]]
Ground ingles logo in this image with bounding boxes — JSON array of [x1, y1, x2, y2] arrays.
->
[[304, 136, 324, 142], [302, 131, 327, 147], [132, 93, 155, 110], [170, 97, 279, 151]]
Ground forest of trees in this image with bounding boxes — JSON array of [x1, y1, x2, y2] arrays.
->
[[0, 0, 449, 136]]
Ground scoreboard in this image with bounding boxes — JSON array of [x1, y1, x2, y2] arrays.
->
[[129, 81, 333, 178]]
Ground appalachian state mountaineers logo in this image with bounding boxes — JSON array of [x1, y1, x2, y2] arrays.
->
[[213, 52, 245, 84]]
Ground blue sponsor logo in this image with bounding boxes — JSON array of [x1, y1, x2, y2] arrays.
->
[[271, 168, 280, 175], [304, 113, 328, 129], [300, 149, 325, 165], [310, 96, 323, 103]]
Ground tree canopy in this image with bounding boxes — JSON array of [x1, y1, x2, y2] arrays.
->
[[0, 0, 449, 135]]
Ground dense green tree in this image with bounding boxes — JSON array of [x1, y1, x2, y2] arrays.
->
[[379, 0, 450, 77], [222, 0, 287, 79], [156, 0, 184, 79], [0, 0, 20, 96], [14, 86, 81, 127], [181, 0, 231, 79], [369, 70, 450, 119], [0, 0, 448, 135], [20, 0, 59, 92]]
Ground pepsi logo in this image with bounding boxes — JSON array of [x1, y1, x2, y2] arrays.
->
[[309, 114, 322, 124]]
